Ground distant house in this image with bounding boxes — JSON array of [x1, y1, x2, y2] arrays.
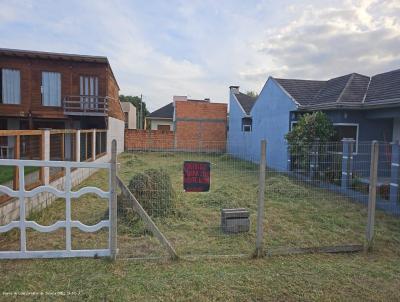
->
[[121, 101, 137, 129], [146, 102, 174, 131], [228, 69, 400, 170]]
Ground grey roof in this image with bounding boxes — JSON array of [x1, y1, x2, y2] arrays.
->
[[234, 92, 257, 114], [274, 78, 325, 105], [273, 69, 400, 109], [311, 73, 370, 105], [365, 69, 400, 103], [0, 48, 109, 64], [148, 102, 174, 119], [0, 48, 120, 89]]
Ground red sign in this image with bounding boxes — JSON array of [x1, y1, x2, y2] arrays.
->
[[183, 161, 210, 192]]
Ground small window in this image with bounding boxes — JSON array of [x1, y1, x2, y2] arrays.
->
[[242, 117, 252, 132], [124, 112, 129, 128], [42, 72, 61, 107], [1, 69, 21, 104]]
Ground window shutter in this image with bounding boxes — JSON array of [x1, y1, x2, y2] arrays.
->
[[2, 69, 21, 104]]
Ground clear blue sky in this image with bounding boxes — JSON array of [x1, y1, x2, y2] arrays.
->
[[1, 0, 399, 111]]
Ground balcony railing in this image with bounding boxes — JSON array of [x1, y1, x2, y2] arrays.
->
[[63, 95, 109, 116]]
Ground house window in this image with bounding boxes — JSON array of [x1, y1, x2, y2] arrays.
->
[[42, 72, 61, 107], [80, 75, 99, 110], [124, 112, 129, 128], [242, 117, 252, 132], [290, 121, 298, 130], [333, 123, 359, 153], [1, 69, 21, 104]]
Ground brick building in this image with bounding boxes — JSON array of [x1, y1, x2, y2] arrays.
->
[[128, 96, 228, 152], [174, 97, 227, 151]]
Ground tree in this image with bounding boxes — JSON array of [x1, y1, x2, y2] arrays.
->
[[285, 112, 335, 145], [119, 95, 150, 129], [285, 112, 336, 172], [245, 91, 258, 98]]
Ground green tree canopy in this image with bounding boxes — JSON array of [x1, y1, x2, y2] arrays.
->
[[285, 111, 335, 145], [245, 91, 259, 98], [285, 112, 336, 172]]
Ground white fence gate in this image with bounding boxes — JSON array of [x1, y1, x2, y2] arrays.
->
[[0, 159, 115, 259]]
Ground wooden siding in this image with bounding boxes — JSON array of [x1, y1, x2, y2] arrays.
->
[[0, 55, 124, 121]]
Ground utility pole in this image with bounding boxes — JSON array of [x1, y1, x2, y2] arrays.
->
[[140, 94, 143, 129]]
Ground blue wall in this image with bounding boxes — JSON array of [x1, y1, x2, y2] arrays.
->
[[227, 89, 253, 161], [227, 78, 296, 170], [228, 78, 395, 174]]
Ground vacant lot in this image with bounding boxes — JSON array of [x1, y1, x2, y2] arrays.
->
[[0, 152, 399, 301]]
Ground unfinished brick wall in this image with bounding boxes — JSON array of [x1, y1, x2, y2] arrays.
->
[[174, 101, 227, 152], [124, 129, 174, 150], [124, 100, 227, 152]]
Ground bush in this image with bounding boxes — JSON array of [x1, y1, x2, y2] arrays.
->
[[127, 168, 175, 217], [286, 112, 336, 173]]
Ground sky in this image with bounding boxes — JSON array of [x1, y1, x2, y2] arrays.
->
[[1, 0, 400, 111]]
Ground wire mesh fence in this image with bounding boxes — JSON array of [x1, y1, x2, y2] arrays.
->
[[117, 138, 399, 259], [117, 140, 258, 258], [1, 133, 398, 260]]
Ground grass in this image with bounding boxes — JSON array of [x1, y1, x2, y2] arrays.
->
[[0, 166, 39, 184], [0, 151, 399, 301]]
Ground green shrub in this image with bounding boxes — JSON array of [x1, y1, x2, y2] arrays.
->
[[286, 112, 336, 172], [127, 168, 175, 217]]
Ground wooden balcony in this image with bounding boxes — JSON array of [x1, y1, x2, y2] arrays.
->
[[63, 96, 109, 116]]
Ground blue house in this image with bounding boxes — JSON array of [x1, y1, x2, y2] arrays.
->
[[228, 69, 400, 171]]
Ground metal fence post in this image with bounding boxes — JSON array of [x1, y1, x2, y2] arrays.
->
[[110, 139, 118, 260], [255, 140, 267, 257], [390, 141, 399, 204], [366, 140, 379, 252]]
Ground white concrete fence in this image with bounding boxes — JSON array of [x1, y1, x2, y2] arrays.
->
[[0, 128, 110, 225]]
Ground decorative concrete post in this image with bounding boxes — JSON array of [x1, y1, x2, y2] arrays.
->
[[75, 130, 81, 162], [341, 138, 355, 190], [92, 129, 96, 161], [390, 141, 399, 204], [43, 130, 50, 185]]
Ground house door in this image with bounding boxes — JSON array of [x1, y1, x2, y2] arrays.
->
[[80, 76, 98, 110]]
